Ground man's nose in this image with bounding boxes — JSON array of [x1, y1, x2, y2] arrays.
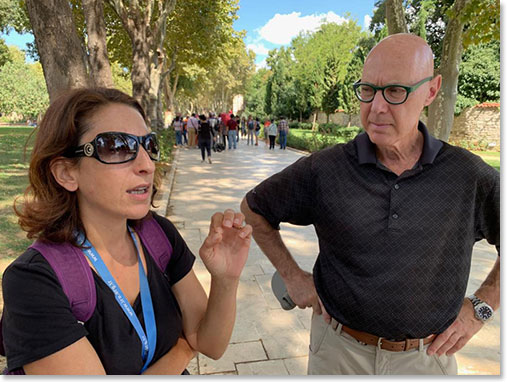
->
[[370, 90, 389, 113]]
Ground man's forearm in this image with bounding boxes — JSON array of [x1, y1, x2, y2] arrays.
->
[[240, 197, 300, 277], [475, 256, 500, 310]]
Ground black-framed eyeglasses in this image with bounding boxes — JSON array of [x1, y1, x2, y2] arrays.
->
[[65, 131, 160, 164], [352, 76, 433, 105]]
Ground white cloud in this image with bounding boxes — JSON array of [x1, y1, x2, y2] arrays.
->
[[247, 43, 270, 56], [363, 15, 372, 31], [257, 11, 348, 45], [255, 59, 267, 70]]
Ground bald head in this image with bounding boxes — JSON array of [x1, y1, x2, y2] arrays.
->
[[363, 34, 435, 81]]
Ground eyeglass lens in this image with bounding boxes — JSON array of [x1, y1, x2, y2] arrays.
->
[[95, 133, 159, 163], [358, 85, 407, 103]]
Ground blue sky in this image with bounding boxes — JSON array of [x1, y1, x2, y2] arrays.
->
[[0, 0, 378, 66]]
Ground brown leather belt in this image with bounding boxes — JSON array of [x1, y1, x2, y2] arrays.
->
[[331, 319, 436, 352]]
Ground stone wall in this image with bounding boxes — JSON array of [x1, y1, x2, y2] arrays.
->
[[312, 111, 361, 127], [449, 105, 500, 150]]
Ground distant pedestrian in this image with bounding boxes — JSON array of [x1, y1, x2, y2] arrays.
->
[[172, 116, 184, 146], [241, 117, 247, 139], [267, 120, 277, 150], [246, 116, 255, 145], [197, 114, 213, 164], [187, 114, 199, 148], [278, 117, 289, 149], [227, 114, 238, 150], [182, 116, 189, 145], [263, 119, 270, 145], [254, 117, 261, 146]]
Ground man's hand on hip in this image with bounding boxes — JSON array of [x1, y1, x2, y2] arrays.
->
[[427, 298, 483, 357], [284, 270, 330, 322]]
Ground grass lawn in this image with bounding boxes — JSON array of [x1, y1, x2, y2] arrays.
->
[[472, 150, 500, 171], [0, 126, 35, 263]]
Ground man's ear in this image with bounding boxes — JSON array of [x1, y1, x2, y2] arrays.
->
[[424, 74, 442, 106], [50, 157, 79, 192]]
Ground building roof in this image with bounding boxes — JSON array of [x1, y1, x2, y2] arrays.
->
[[475, 102, 500, 108]]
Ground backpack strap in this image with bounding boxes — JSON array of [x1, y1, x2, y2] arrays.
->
[[30, 240, 96, 323], [137, 216, 173, 273]]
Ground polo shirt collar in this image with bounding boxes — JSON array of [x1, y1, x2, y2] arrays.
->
[[355, 121, 443, 165]]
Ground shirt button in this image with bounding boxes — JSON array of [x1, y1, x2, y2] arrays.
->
[[394, 184, 400, 190], [392, 213, 399, 219]]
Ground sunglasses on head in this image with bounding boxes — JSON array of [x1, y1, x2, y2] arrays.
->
[[65, 131, 160, 164]]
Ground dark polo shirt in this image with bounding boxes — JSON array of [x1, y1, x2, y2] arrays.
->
[[246, 122, 499, 340]]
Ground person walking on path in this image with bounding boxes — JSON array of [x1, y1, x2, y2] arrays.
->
[[197, 114, 214, 164], [278, 117, 289, 150], [172, 116, 184, 147], [187, 114, 199, 149], [226, 114, 238, 150], [246, 116, 255, 145], [255, 117, 261, 146], [2, 87, 253, 375], [182, 116, 189, 145], [267, 120, 277, 150], [240, 33, 499, 375], [262, 119, 270, 145]]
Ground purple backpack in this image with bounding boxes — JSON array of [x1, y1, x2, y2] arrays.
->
[[0, 216, 172, 374]]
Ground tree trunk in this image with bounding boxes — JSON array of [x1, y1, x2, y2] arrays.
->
[[25, 0, 89, 101], [311, 111, 317, 131], [107, 0, 176, 125], [82, 0, 113, 87], [385, 0, 408, 35], [427, 0, 469, 141]]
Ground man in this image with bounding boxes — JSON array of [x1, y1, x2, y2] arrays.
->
[[187, 113, 199, 149], [278, 116, 289, 149], [240, 34, 499, 375], [227, 114, 238, 150]]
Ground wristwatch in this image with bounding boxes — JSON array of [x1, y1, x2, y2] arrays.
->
[[467, 294, 494, 323]]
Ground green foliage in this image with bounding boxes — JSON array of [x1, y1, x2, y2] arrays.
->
[[287, 127, 363, 153], [254, 19, 366, 123], [0, 38, 10, 66], [457, 41, 499, 103], [454, 94, 478, 115], [0, 46, 48, 120], [157, 127, 175, 163], [243, 68, 269, 118]]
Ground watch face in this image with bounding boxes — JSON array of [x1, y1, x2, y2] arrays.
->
[[478, 304, 493, 320]]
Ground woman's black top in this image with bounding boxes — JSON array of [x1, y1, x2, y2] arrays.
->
[[197, 121, 214, 142], [2, 213, 195, 374]]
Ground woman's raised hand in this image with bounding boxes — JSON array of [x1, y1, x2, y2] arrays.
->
[[199, 209, 252, 279]]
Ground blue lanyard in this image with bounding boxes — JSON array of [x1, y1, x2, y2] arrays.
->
[[80, 227, 157, 373]]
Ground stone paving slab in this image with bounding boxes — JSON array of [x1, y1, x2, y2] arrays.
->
[[236, 359, 289, 375], [198, 341, 267, 374]]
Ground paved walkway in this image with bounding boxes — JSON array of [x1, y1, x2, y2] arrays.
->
[[155, 137, 500, 375]]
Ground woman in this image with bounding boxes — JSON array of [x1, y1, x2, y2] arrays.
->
[[197, 114, 213, 164], [3, 88, 251, 375], [267, 119, 278, 150], [172, 115, 184, 146]]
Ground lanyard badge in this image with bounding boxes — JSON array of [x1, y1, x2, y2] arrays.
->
[[80, 227, 157, 373]]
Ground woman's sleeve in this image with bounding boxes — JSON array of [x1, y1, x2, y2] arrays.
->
[[2, 251, 87, 371], [152, 214, 196, 285]]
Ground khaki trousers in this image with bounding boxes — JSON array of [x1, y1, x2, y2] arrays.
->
[[188, 128, 197, 147], [307, 313, 457, 375]]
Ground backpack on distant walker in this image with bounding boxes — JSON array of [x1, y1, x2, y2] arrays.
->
[[0, 215, 172, 374]]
